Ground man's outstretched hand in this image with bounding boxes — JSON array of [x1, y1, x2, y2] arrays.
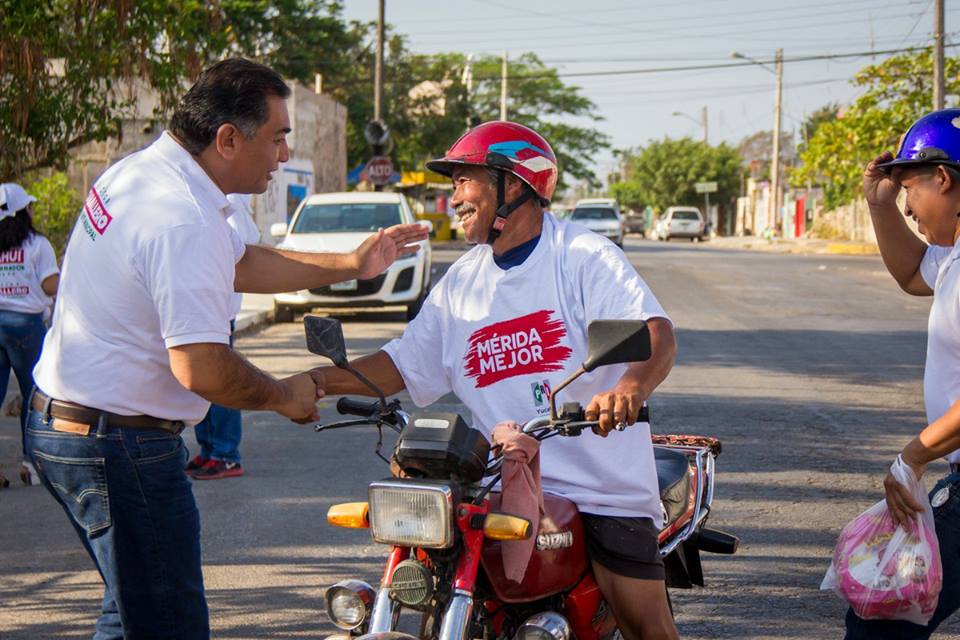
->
[[353, 224, 429, 280]]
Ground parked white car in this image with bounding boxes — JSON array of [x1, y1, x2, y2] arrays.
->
[[653, 206, 706, 241], [271, 192, 432, 321], [569, 203, 625, 248]]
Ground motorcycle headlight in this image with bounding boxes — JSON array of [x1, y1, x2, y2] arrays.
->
[[368, 480, 455, 548], [324, 580, 375, 630]]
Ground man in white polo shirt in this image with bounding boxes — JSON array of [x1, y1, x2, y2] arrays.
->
[[846, 109, 960, 639], [24, 58, 427, 640]]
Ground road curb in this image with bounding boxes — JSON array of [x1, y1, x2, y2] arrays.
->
[[825, 243, 879, 256], [234, 309, 273, 337]]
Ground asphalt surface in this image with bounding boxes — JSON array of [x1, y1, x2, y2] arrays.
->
[[1, 235, 954, 639]]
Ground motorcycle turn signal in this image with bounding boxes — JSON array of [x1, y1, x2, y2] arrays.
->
[[327, 502, 370, 529], [483, 513, 532, 540]]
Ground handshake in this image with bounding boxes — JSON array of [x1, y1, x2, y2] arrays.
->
[[272, 369, 327, 424]]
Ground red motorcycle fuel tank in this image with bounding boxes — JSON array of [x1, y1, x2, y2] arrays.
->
[[480, 492, 589, 603]]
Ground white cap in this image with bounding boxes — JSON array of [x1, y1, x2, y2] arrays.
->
[[0, 183, 37, 220]]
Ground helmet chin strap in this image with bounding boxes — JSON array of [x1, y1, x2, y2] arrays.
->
[[485, 170, 535, 246]]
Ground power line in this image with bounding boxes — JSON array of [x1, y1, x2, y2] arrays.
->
[[409, 0, 910, 43], [466, 43, 958, 83]]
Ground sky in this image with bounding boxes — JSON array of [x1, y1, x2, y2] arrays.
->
[[342, 0, 957, 184]]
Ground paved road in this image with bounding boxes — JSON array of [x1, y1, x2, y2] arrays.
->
[[1, 236, 954, 639]]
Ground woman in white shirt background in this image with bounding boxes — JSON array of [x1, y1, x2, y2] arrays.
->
[[0, 184, 59, 488]]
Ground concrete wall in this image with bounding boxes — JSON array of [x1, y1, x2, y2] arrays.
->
[[67, 80, 347, 243]]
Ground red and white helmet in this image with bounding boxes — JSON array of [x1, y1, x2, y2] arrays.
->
[[426, 121, 558, 204]]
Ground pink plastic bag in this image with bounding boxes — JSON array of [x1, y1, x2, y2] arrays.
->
[[821, 456, 942, 625]]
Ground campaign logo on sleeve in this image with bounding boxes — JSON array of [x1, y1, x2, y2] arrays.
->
[[464, 310, 572, 389], [81, 187, 113, 239]]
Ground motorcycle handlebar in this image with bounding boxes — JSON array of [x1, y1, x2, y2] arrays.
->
[[336, 397, 380, 417]]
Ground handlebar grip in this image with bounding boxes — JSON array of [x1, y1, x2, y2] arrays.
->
[[336, 397, 379, 417]]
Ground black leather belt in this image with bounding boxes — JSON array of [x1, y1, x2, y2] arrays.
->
[[32, 391, 185, 435]]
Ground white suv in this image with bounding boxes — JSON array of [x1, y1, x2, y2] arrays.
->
[[570, 199, 625, 248], [653, 206, 706, 242], [271, 192, 432, 321]]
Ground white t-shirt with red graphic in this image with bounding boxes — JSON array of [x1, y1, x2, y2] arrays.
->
[[0, 233, 59, 314], [382, 213, 670, 523]]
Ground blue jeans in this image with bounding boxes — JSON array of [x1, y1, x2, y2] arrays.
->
[[845, 470, 960, 639], [194, 320, 241, 463], [0, 310, 46, 453], [24, 405, 209, 639]]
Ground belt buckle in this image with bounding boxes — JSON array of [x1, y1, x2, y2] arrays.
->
[[51, 418, 92, 436]]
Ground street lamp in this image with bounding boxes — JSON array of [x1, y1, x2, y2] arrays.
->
[[732, 49, 784, 235], [671, 106, 708, 144]]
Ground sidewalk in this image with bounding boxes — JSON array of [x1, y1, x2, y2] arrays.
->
[[235, 293, 274, 334], [707, 235, 879, 256]]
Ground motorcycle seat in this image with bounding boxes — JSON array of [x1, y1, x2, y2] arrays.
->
[[655, 447, 691, 527]]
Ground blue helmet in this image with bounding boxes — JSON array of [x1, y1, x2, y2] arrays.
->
[[878, 109, 960, 174]]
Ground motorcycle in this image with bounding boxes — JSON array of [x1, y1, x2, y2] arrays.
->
[[304, 315, 738, 640]]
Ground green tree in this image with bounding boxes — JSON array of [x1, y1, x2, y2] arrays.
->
[[25, 172, 82, 255], [793, 49, 960, 209], [0, 0, 226, 181], [609, 137, 742, 213], [325, 47, 610, 190]]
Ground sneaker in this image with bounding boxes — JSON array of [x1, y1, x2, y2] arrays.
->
[[19, 461, 40, 486], [185, 455, 208, 474], [191, 460, 244, 480], [0, 472, 9, 489]]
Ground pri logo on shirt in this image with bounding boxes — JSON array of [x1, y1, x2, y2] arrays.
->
[[464, 310, 572, 389], [531, 379, 552, 406], [81, 187, 113, 239]]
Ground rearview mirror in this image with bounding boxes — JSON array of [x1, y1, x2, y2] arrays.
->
[[270, 222, 288, 238], [304, 315, 348, 367], [581, 320, 651, 372]]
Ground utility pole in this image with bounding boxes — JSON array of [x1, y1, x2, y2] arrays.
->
[[770, 48, 783, 233], [374, 0, 385, 122], [701, 105, 709, 145], [500, 51, 508, 120], [934, 0, 945, 110]]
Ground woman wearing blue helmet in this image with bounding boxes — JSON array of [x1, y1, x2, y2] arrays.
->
[[850, 109, 960, 638]]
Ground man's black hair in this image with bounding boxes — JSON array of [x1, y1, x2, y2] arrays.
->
[[169, 58, 291, 155], [0, 208, 37, 254]]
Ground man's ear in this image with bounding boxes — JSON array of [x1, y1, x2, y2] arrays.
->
[[214, 123, 243, 160], [504, 173, 525, 199]]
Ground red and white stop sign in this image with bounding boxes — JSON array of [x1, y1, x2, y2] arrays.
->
[[365, 155, 394, 185]]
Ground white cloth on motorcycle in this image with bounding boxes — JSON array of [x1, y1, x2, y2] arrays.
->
[[492, 422, 544, 583], [655, 447, 691, 526]]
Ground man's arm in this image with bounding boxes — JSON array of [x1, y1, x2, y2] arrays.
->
[[864, 151, 932, 295], [312, 350, 406, 397], [168, 343, 322, 422], [234, 224, 429, 294], [884, 398, 960, 524], [585, 317, 677, 434]]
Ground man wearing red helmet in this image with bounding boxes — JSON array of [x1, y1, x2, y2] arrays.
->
[[846, 109, 960, 639], [316, 121, 679, 639]]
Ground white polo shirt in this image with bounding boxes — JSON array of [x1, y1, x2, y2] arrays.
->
[[920, 242, 960, 463], [34, 132, 245, 423], [226, 194, 261, 320], [0, 233, 59, 314]]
